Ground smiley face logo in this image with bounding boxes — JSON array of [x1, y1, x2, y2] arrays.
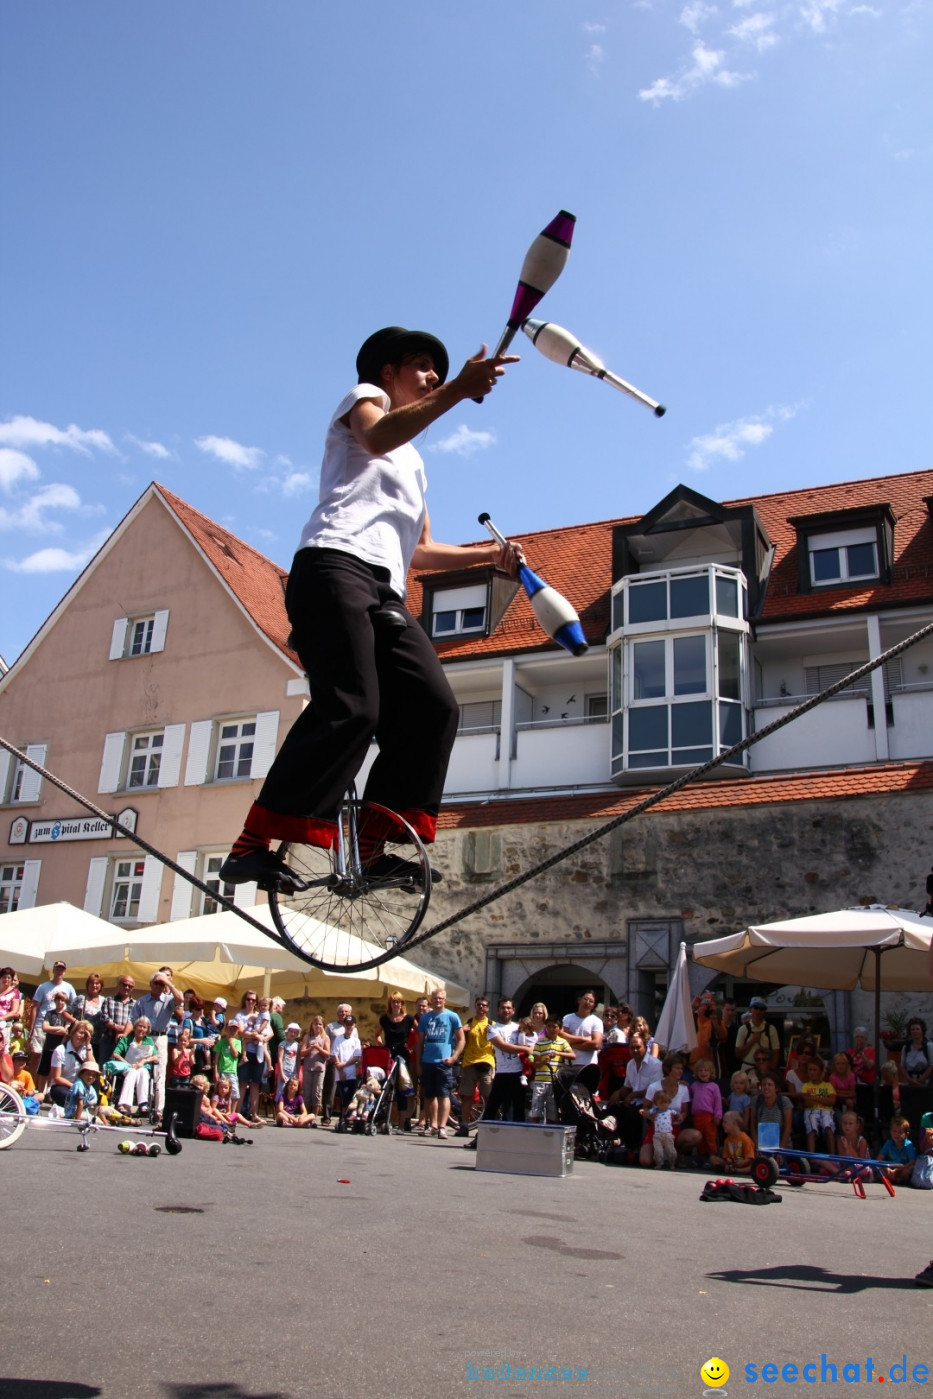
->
[[700, 1357, 729, 1388]]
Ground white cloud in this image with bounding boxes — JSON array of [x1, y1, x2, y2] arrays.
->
[[281, 472, 314, 497], [0, 415, 114, 455], [195, 435, 265, 470], [3, 531, 107, 573], [640, 41, 749, 102], [127, 434, 172, 460], [0, 483, 82, 534], [429, 424, 497, 458], [681, 2, 719, 33], [583, 21, 607, 32], [728, 11, 779, 47], [0, 448, 41, 491], [685, 404, 798, 470], [798, 0, 843, 31], [586, 41, 606, 72]]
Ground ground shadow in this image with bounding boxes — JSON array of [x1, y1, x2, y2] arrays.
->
[[0, 1383, 101, 1398], [707, 1263, 918, 1294], [163, 1386, 293, 1399]]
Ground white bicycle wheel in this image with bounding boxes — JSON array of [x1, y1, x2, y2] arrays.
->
[[0, 1083, 27, 1150]]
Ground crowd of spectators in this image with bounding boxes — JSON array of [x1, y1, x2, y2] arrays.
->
[[2, 963, 931, 1183]]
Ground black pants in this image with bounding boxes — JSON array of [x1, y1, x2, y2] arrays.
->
[[486, 1072, 527, 1123], [257, 549, 459, 840]]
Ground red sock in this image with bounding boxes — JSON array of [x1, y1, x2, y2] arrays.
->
[[230, 829, 270, 859]]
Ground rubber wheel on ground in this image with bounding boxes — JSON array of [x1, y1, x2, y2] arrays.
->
[[752, 1155, 780, 1187], [268, 800, 430, 971]]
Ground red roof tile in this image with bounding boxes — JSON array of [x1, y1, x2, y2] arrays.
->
[[437, 761, 933, 830]]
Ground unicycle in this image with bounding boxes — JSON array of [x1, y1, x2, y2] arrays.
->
[[267, 786, 432, 972]]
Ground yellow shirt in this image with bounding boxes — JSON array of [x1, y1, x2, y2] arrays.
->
[[461, 1016, 495, 1069]]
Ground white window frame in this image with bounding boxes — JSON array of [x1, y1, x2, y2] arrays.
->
[[431, 584, 488, 639], [92, 854, 162, 924], [0, 744, 46, 805], [170, 849, 257, 920], [98, 724, 185, 794], [184, 712, 278, 786], [126, 730, 165, 790], [807, 527, 879, 587], [214, 718, 257, 782], [109, 609, 169, 661]]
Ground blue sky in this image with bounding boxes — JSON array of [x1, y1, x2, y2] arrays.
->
[[1, 1, 930, 665]]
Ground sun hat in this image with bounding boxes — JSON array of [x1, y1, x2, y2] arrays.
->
[[286, 1022, 301, 1033], [80, 1059, 102, 1077], [356, 326, 449, 388], [749, 996, 768, 1010], [213, 997, 227, 1009]]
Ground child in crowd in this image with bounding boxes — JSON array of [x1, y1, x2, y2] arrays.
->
[[878, 1115, 916, 1183], [880, 1059, 901, 1112], [36, 990, 74, 1087], [710, 1110, 755, 1174], [910, 1119, 933, 1190], [211, 1076, 252, 1129], [276, 1076, 315, 1127], [835, 1110, 871, 1180], [691, 1059, 723, 1163], [515, 1017, 539, 1083], [728, 1070, 752, 1134], [346, 1068, 385, 1125], [529, 1017, 575, 1123], [829, 1052, 857, 1122], [192, 1073, 230, 1130], [214, 1021, 242, 1108], [8, 1019, 27, 1057], [65, 1061, 103, 1122], [800, 1055, 836, 1154], [277, 1023, 303, 1100], [641, 1088, 679, 1169], [9, 1049, 38, 1106], [169, 1026, 194, 1089]]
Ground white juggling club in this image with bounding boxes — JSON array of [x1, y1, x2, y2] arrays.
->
[[522, 318, 666, 417], [479, 513, 588, 657]]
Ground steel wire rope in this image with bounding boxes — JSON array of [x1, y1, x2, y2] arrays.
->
[[2, 617, 932, 960]]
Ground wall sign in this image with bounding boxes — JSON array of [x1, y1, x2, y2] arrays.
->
[[9, 807, 138, 845]]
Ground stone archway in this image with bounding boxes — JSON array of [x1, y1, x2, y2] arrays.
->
[[482, 941, 627, 1019]]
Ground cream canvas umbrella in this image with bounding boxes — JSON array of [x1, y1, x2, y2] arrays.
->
[[654, 941, 698, 1056], [0, 902, 135, 978], [693, 905, 933, 1111]]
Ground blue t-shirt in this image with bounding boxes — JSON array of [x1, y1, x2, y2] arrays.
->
[[65, 1079, 99, 1119], [879, 1137, 916, 1166], [419, 1009, 462, 1064]]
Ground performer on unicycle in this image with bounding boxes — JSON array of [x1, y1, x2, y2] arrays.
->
[[221, 326, 522, 894]]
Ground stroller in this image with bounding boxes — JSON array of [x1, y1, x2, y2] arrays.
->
[[552, 1063, 619, 1161], [336, 1047, 404, 1136]]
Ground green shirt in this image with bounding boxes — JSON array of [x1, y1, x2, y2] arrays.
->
[[215, 1037, 242, 1075]]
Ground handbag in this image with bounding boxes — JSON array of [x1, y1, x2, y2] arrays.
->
[[194, 1122, 224, 1141]]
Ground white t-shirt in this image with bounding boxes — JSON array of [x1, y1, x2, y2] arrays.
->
[[562, 1013, 603, 1067], [646, 1080, 690, 1117], [486, 1020, 522, 1074], [298, 384, 428, 599]]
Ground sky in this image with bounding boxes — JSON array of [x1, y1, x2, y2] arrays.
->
[[1, 1, 931, 666]]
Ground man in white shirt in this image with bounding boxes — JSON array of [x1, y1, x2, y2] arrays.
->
[[484, 998, 528, 1124], [330, 1014, 362, 1117], [561, 990, 604, 1068], [616, 1034, 663, 1152]]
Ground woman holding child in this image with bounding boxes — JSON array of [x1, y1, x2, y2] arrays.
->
[[638, 1054, 702, 1167]]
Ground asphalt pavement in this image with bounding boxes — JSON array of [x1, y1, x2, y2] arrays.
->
[[3, 1120, 932, 1399]]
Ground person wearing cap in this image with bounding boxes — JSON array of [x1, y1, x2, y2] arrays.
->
[[8, 1049, 38, 1106], [735, 997, 780, 1073], [220, 327, 522, 894], [276, 1022, 303, 1102], [28, 961, 76, 1080], [64, 1058, 103, 1122]]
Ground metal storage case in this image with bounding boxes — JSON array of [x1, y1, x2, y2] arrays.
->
[[474, 1121, 576, 1177]]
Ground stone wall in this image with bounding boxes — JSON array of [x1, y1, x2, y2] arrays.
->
[[414, 788, 933, 1032]]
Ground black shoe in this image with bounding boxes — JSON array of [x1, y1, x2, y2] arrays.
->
[[454, 1125, 471, 1137], [219, 849, 306, 894], [362, 853, 441, 889], [463, 1137, 478, 1151], [915, 1263, 933, 1288]]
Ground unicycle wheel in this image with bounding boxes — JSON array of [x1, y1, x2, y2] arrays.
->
[[0, 1083, 27, 1150], [267, 799, 431, 971]]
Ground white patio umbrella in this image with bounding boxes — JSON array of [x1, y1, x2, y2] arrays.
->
[[654, 941, 698, 1056], [0, 902, 134, 978], [692, 905, 933, 1111]]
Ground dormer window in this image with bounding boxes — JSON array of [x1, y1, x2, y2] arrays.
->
[[808, 528, 878, 587], [430, 584, 488, 639]]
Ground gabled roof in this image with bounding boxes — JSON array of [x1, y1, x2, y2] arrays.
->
[[411, 467, 933, 660], [154, 486, 298, 663], [437, 759, 933, 830]]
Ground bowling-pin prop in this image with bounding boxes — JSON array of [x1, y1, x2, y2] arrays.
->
[[522, 318, 666, 417], [479, 513, 588, 657], [474, 211, 576, 402]]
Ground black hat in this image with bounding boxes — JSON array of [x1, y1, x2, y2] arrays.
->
[[356, 326, 449, 388]]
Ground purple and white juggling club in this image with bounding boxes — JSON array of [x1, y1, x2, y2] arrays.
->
[[473, 210, 576, 402], [478, 512, 588, 658], [522, 317, 666, 417]]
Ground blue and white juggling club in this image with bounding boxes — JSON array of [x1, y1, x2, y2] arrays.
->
[[479, 513, 588, 657]]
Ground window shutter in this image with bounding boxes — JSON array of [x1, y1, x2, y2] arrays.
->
[[170, 851, 197, 921], [136, 855, 163, 923], [84, 857, 108, 916], [18, 859, 41, 910], [184, 720, 213, 785], [249, 711, 279, 780], [98, 733, 126, 794], [233, 881, 258, 909], [158, 724, 186, 788], [19, 744, 47, 803], [150, 609, 169, 653], [110, 618, 128, 660], [0, 749, 11, 803]]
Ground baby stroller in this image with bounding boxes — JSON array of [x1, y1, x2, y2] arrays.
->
[[337, 1047, 400, 1136], [552, 1063, 619, 1161]]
